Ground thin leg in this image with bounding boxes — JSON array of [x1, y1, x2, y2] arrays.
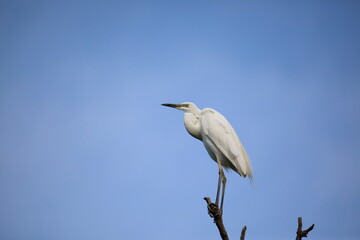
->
[[220, 174, 226, 212], [215, 158, 223, 207], [215, 172, 221, 206]]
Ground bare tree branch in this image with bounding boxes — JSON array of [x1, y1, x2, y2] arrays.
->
[[204, 197, 229, 240], [296, 217, 314, 240], [204, 198, 314, 240], [240, 225, 247, 240]]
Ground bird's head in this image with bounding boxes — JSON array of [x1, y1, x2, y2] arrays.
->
[[161, 102, 200, 114]]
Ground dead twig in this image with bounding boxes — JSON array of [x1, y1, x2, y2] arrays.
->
[[240, 225, 247, 240], [296, 217, 314, 240]]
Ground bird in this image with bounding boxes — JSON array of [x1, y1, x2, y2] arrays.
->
[[162, 102, 252, 213]]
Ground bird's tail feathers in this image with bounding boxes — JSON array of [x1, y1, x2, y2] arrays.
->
[[247, 171, 254, 187], [239, 144, 253, 186]]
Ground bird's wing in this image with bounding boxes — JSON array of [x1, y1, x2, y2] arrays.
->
[[201, 108, 252, 178]]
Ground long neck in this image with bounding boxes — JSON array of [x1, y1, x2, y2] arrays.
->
[[184, 112, 202, 140]]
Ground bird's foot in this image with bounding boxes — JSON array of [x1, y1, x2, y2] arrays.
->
[[204, 197, 222, 221], [208, 203, 222, 219]]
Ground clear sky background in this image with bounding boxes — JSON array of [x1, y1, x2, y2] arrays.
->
[[1, 1, 359, 240]]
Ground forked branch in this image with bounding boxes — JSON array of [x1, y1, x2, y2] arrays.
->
[[296, 217, 314, 240]]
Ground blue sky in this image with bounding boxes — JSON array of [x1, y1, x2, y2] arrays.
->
[[1, 1, 360, 239]]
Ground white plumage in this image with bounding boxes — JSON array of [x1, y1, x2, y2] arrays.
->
[[200, 108, 252, 179], [162, 102, 252, 212]]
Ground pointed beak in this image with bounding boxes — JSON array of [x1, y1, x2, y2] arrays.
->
[[161, 103, 180, 109], [162, 103, 189, 111]]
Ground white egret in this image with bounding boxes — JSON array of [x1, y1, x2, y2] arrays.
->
[[162, 102, 252, 212]]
